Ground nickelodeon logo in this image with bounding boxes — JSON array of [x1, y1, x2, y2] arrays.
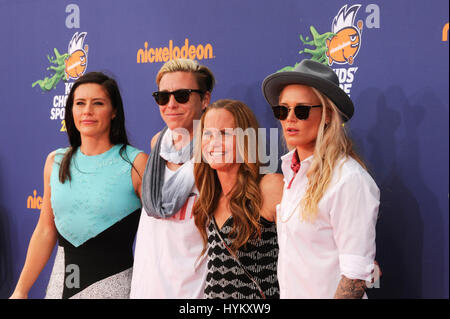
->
[[137, 38, 214, 63], [27, 190, 43, 210]]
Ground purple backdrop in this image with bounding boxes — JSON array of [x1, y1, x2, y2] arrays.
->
[[0, 0, 448, 298]]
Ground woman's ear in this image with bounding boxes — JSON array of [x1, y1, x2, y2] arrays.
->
[[201, 91, 211, 111], [112, 109, 117, 120]]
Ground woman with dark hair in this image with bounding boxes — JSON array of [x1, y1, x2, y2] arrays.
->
[[193, 99, 283, 299], [10, 72, 148, 299]]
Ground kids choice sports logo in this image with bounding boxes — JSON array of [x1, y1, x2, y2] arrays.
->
[[32, 32, 89, 132], [280, 4, 380, 96], [326, 5, 363, 66], [33, 32, 89, 90], [65, 32, 89, 80]]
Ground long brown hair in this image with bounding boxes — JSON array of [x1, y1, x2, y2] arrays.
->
[[193, 99, 263, 255]]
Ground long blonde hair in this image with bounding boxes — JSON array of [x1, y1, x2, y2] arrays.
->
[[299, 88, 366, 222], [193, 99, 263, 255]]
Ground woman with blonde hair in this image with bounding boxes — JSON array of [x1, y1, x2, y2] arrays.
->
[[262, 59, 380, 299], [131, 58, 215, 298], [193, 99, 283, 299]]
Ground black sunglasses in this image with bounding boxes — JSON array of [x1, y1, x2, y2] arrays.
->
[[271, 104, 322, 120], [152, 89, 204, 105]]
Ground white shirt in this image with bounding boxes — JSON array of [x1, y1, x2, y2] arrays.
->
[[277, 149, 380, 299], [130, 165, 207, 299]]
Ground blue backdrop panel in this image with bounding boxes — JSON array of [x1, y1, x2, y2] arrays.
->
[[0, 0, 448, 298]]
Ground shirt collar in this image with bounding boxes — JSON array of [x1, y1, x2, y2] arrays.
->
[[280, 149, 314, 177], [281, 149, 314, 164]]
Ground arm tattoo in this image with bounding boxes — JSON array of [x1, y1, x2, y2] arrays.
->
[[334, 276, 366, 299]]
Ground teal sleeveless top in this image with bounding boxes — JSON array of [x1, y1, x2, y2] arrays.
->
[[50, 144, 143, 247]]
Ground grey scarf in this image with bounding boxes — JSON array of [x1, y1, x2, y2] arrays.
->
[[141, 127, 195, 218]]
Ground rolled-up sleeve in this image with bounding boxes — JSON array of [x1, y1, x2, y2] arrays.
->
[[329, 171, 380, 281]]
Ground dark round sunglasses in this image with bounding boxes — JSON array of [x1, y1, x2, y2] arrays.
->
[[271, 104, 322, 120], [152, 89, 204, 105]]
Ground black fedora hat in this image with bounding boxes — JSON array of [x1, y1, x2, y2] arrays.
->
[[262, 59, 354, 122]]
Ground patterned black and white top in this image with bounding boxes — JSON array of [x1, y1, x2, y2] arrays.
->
[[204, 216, 279, 299]]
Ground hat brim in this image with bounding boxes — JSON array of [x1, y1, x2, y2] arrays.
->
[[262, 71, 354, 121]]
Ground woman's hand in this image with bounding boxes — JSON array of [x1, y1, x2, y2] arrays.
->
[[9, 291, 28, 299]]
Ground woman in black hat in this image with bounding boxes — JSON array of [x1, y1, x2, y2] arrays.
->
[[262, 59, 380, 299]]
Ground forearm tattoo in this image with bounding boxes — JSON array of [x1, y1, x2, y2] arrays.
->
[[334, 276, 366, 299]]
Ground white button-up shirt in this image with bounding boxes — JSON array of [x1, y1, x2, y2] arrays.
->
[[130, 165, 206, 299], [277, 149, 380, 299]]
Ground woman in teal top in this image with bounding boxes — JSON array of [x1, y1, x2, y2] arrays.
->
[[10, 72, 148, 299]]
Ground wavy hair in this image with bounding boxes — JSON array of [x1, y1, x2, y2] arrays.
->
[[298, 88, 366, 221], [193, 99, 262, 255]]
